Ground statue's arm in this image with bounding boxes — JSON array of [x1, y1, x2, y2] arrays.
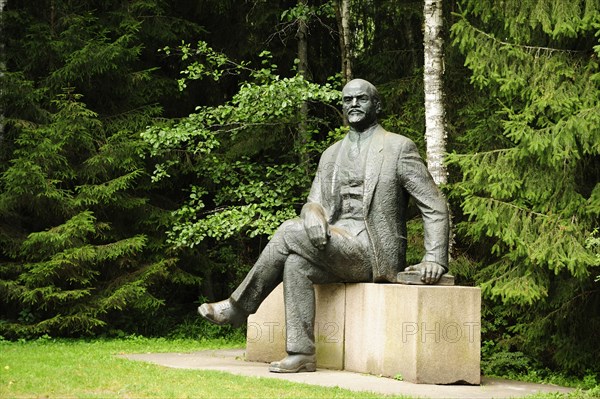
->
[[398, 139, 449, 282], [301, 152, 332, 250]]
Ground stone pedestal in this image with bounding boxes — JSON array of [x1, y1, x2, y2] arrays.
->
[[344, 284, 481, 384], [245, 282, 481, 384]]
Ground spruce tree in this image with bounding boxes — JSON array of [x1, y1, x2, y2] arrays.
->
[[0, 0, 202, 337], [449, 0, 600, 372]]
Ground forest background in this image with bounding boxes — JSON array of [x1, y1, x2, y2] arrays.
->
[[0, 0, 598, 382]]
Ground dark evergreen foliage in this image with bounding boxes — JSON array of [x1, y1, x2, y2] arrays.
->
[[0, 0, 203, 337], [449, 0, 600, 373]]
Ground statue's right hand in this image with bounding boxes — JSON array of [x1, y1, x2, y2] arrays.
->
[[302, 204, 329, 250]]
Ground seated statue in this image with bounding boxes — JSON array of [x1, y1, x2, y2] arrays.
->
[[199, 78, 449, 373]]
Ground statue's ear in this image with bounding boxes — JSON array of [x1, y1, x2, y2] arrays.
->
[[376, 101, 383, 115]]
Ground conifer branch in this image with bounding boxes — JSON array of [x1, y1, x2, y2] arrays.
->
[[540, 288, 600, 322], [467, 23, 586, 55], [481, 196, 548, 218]]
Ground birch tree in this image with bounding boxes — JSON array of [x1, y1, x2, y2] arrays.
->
[[423, 0, 446, 185]]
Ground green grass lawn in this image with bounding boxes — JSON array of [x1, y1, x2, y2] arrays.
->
[[1, 337, 598, 399], [0, 336, 404, 398]]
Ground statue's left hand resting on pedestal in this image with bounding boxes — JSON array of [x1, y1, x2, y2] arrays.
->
[[404, 262, 446, 284]]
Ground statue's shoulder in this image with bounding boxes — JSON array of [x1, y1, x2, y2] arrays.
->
[[378, 127, 416, 149]]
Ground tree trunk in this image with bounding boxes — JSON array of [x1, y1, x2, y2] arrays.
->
[[335, 0, 352, 84], [296, 0, 310, 170], [423, 0, 446, 186], [297, 0, 308, 80], [341, 0, 352, 83], [0, 0, 6, 143]]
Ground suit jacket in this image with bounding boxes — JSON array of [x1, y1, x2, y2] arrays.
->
[[307, 125, 449, 282]]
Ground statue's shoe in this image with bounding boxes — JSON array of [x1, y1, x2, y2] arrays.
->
[[269, 354, 317, 373], [198, 299, 246, 328]]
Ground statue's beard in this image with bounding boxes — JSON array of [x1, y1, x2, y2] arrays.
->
[[347, 112, 365, 124], [347, 112, 377, 131]]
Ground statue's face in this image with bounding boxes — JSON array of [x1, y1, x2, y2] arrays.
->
[[342, 81, 378, 128]]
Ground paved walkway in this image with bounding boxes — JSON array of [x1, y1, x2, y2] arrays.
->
[[120, 348, 574, 398]]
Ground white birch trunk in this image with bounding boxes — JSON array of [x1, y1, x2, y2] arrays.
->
[[423, 0, 446, 186]]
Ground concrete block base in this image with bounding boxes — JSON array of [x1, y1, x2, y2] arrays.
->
[[245, 283, 481, 384]]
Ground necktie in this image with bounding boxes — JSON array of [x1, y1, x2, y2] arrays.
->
[[348, 138, 360, 160]]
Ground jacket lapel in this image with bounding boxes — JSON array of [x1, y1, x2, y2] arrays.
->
[[363, 126, 385, 215], [330, 134, 350, 198]]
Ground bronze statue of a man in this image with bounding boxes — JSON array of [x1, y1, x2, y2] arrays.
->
[[199, 78, 449, 373]]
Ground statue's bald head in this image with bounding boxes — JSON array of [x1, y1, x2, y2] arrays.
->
[[342, 79, 381, 109]]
